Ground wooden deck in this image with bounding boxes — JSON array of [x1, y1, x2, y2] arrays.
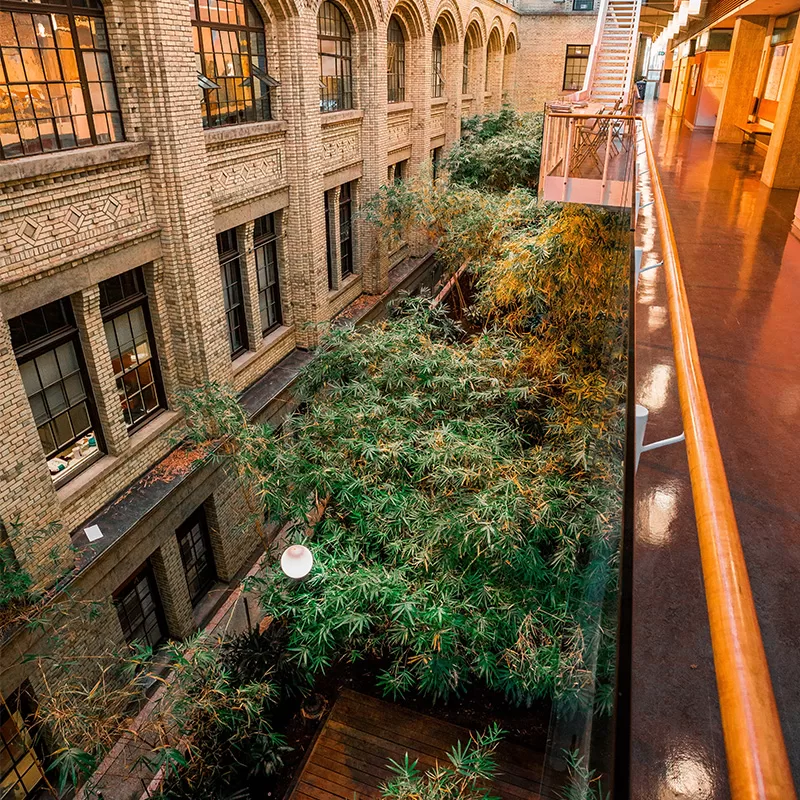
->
[[288, 689, 559, 800]]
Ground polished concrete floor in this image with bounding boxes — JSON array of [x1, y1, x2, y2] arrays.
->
[[632, 100, 800, 799]]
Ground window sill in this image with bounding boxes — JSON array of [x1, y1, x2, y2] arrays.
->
[[388, 101, 414, 114], [231, 325, 295, 376], [0, 141, 150, 184], [57, 409, 179, 508], [328, 272, 360, 301], [321, 109, 364, 126], [431, 98, 448, 108], [203, 120, 288, 146], [461, 94, 474, 101]]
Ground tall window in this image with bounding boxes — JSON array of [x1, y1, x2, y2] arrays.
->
[[1, 685, 44, 799], [114, 563, 166, 648], [253, 213, 282, 337], [339, 181, 354, 278], [325, 191, 335, 289], [177, 508, 216, 606], [0, 0, 123, 160], [217, 228, 249, 358], [563, 45, 590, 91], [318, 0, 352, 112], [387, 17, 404, 103], [192, 0, 273, 128], [10, 298, 102, 480], [431, 145, 443, 180], [432, 26, 444, 98], [462, 38, 471, 94], [100, 268, 165, 431]]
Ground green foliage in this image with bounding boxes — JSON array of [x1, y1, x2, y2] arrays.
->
[[381, 724, 505, 800], [558, 749, 610, 800], [0, 538, 34, 610], [446, 108, 544, 192]]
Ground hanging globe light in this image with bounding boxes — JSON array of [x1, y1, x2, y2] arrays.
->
[[280, 544, 314, 579]]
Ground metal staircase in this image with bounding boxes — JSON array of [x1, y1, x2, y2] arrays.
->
[[577, 0, 641, 105]]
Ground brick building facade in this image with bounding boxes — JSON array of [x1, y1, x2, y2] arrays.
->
[[0, 0, 596, 790]]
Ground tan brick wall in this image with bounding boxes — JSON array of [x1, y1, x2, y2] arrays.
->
[[0, 0, 595, 684]]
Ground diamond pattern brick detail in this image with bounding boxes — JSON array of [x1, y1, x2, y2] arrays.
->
[[102, 195, 122, 220], [18, 217, 42, 246], [63, 205, 86, 232]]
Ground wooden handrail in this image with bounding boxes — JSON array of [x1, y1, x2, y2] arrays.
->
[[638, 121, 797, 800]]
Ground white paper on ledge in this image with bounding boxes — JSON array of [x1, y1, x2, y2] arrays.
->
[[84, 525, 104, 542]]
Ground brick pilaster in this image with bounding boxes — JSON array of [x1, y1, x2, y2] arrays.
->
[[150, 535, 194, 639]]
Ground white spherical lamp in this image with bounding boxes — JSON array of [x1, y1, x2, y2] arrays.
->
[[280, 544, 314, 579]]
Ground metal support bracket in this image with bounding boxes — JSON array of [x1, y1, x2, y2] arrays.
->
[[635, 404, 686, 471]]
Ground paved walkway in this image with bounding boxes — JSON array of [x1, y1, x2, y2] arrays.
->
[[632, 100, 800, 799], [288, 689, 558, 799]]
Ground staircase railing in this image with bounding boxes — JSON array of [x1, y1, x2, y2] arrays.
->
[[570, 0, 611, 101]]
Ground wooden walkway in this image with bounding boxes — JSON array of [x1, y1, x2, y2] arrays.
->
[[288, 689, 559, 800]]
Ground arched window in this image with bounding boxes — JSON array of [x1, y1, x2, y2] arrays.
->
[[462, 38, 470, 95], [318, 1, 352, 112], [431, 26, 444, 98], [0, 0, 123, 160], [192, 0, 273, 128], [387, 17, 404, 103]]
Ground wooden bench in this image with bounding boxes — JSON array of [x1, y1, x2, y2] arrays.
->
[[735, 122, 772, 146]]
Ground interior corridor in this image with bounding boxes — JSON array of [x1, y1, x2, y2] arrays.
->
[[632, 100, 800, 799]]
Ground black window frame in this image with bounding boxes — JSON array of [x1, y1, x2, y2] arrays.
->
[[176, 507, 216, 606], [462, 38, 471, 94], [318, 0, 353, 112], [253, 212, 283, 337], [563, 44, 590, 91], [338, 181, 354, 279], [431, 145, 443, 180], [114, 562, 167, 649], [432, 25, 444, 98], [0, 683, 45, 800], [325, 190, 335, 290], [572, 0, 594, 9], [99, 268, 166, 433], [217, 227, 249, 359], [0, 0, 124, 160], [191, 0, 273, 128], [387, 16, 405, 103], [9, 298, 105, 482]]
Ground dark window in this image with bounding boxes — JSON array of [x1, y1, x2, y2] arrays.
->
[[431, 145, 443, 179], [192, 0, 273, 128], [339, 181, 354, 278], [10, 298, 102, 481], [387, 16, 404, 103], [563, 45, 590, 91], [1, 685, 44, 800], [0, 0, 123, 160], [393, 158, 407, 182], [318, 1, 352, 112], [100, 268, 165, 431], [432, 26, 444, 98], [462, 38, 470, 94], [573, 0, 594, 9], [176, 508, 216, 606], [324, 190, 335, 289], [253, 213, 282, 337], [114, 563, 166, 648], [217, 228, 249, 358]]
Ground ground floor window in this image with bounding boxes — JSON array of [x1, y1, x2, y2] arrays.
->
[[1, 685, 44, 800], [176, 508, 216, 606], [217, 228, 249, 358], [114, 563, 166, 648], [563, 45, 591, 91], [325, 181, 356, 288], [431, 146, 443, 180]]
